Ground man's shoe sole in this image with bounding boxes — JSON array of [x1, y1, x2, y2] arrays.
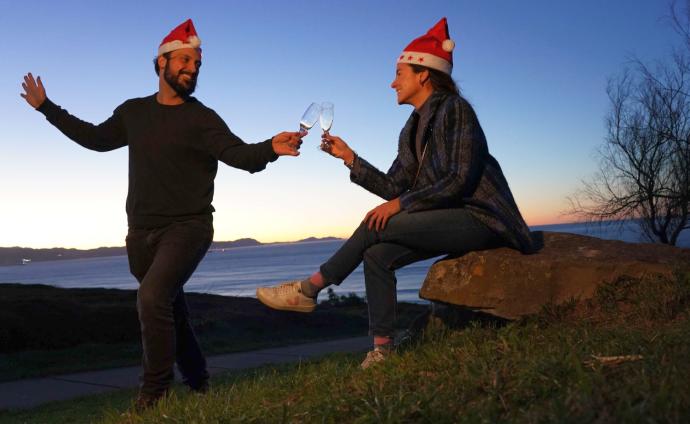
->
[[256, 288, 316, 313]]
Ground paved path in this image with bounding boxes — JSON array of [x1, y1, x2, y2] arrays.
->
[[0, 336, 370, 410]]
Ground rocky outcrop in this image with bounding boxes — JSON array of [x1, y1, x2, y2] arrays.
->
[[419, 232, 690, 319]]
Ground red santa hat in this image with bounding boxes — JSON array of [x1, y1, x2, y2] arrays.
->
[[397, 17, 455, 75], [158, 19, 202, 56]]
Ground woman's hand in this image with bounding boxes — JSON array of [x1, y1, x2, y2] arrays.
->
[[320, 133, 355, 165], [363, 198, 401, 231]]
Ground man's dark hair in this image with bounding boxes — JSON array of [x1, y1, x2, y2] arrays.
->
[[153, 52, 171, 75], [410, 64, 460, 95]]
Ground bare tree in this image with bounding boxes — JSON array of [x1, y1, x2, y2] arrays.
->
[[568, 1, 690, 245]]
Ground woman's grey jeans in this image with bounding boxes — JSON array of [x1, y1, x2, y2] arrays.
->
[[320, 208, 500, 337]]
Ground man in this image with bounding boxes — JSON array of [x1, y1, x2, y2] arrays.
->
[[257, 18, 535, 368], [20, 19, 303, 408]]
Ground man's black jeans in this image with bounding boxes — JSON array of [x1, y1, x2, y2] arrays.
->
[[320, 209, 501, 337], [126, 217, 213, 396]]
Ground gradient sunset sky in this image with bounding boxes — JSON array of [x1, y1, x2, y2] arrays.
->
[[0, 0, 681, 249]]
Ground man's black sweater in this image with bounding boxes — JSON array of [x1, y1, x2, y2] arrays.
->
[[38, 94, 278, 228]]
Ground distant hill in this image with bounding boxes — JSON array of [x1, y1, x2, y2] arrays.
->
[[0, 246, 127, 266], [210, 238, 262, 250], [295, 237, 342, 243], [0, 236, 343, 266]]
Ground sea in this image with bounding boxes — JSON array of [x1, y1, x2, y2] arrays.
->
[[1, 221, 688, 303]]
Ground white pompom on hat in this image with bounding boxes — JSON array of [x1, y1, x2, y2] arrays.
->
[[397, 17, 455, 75], [158, 19, 202, 56]]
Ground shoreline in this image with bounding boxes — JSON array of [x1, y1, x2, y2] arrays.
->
[[5, 219, 690, 267]]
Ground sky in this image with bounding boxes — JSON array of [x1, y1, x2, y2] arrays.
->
[[0, 0, 682, 249]]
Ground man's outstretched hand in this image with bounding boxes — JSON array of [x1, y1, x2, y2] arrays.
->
[[20, 73, 46, 109], [272, 131, 304, 156]]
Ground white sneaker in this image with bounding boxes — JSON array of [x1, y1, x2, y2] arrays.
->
[[360, 347, 390, 369], [256, 280, 316, 313]]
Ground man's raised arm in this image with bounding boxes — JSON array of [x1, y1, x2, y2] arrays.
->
[[20, 72, 126, 152]]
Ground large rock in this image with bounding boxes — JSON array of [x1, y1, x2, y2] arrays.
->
[[419, 231, 690, 320]]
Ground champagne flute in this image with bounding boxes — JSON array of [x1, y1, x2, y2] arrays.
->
[[319, 102, 334, 134], [299, 102, 321, 134], [319, 102, 334, 151]]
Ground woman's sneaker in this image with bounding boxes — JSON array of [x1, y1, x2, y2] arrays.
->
[[256, 281, 316, 313], [360, 347, 390, 369]]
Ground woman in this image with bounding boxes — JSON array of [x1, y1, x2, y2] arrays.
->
[[257, 18, 535, 368]]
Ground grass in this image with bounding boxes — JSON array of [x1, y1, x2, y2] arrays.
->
[[0, 284, 426, 381], [2, 271, 688, 423]]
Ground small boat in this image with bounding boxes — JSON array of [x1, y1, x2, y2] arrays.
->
[[21, 258, 31, 265]]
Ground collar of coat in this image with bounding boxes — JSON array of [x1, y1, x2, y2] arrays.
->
[[399, 91, 450, 167]]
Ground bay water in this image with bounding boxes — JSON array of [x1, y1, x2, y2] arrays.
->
[[1, 221, 687, 303]]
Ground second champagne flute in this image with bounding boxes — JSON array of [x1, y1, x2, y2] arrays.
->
[[319, 102, 334, 134], [319, 102, 334, 151]]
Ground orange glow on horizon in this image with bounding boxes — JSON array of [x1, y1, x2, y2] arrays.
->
[[519, 204, 580, 227], [524, 214, 576, 227]]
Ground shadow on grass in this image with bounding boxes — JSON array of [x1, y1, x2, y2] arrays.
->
[[525, 269, 690, 328]]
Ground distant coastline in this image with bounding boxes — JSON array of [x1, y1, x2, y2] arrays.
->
[[0, 237, 343, 266], [3, 219, 688, 267]]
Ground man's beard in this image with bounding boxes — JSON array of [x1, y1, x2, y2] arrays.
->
[[164, 62, 197, 98]]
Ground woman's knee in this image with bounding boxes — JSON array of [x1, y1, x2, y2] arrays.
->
[[350, 220, 369, 239]]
